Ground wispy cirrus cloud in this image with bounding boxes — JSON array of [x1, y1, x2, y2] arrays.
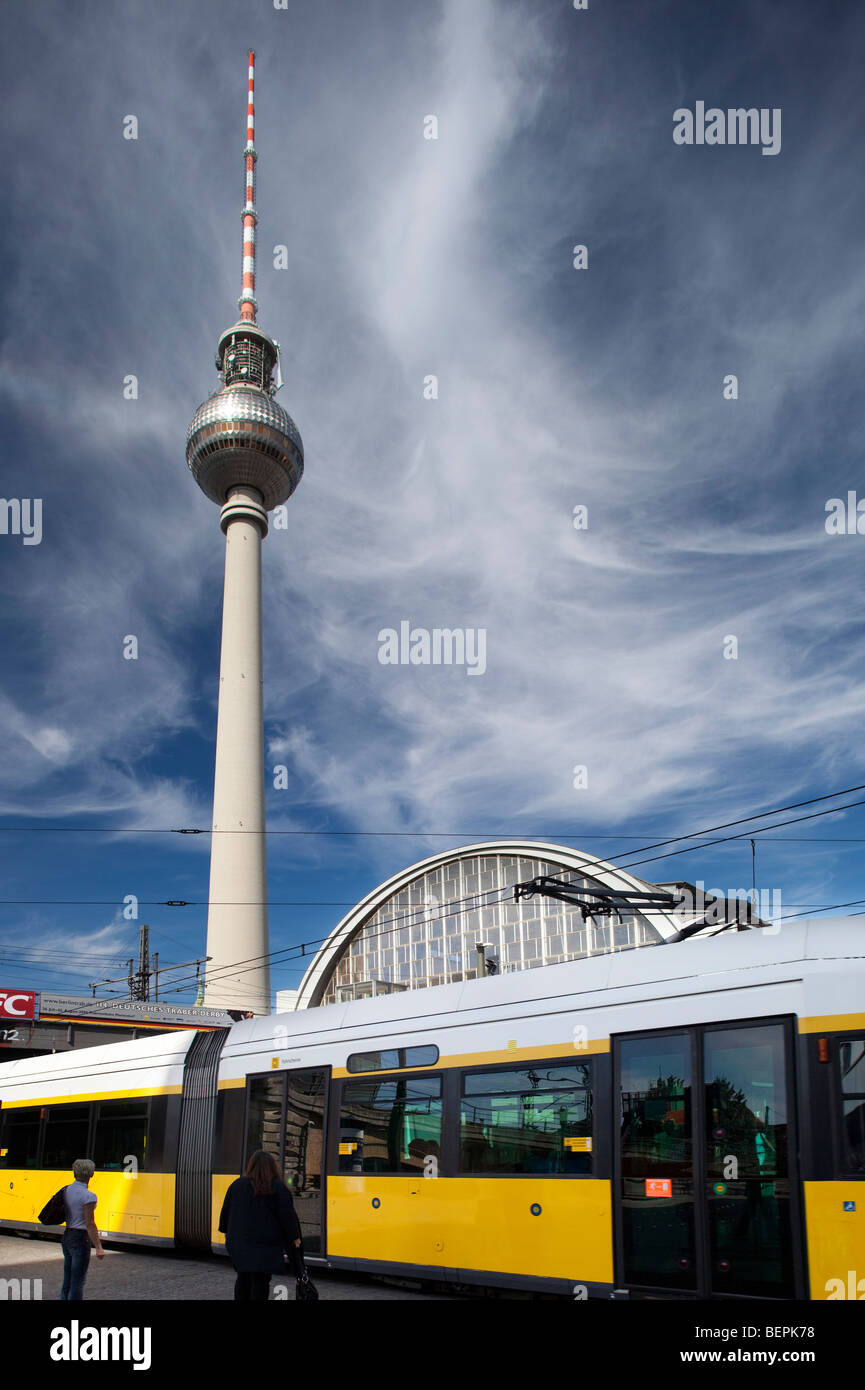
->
[[0, 0, 864, 979]]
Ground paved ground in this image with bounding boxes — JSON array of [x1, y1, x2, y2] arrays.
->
[[0, 1232, 465, 1301]]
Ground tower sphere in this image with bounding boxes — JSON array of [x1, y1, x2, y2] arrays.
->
[[186, 382, 304, 511]]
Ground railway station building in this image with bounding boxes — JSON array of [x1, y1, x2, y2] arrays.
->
[[281, 839, 754, 1011]]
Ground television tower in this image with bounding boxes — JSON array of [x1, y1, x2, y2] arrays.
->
[[186, 52, 303, 1013]]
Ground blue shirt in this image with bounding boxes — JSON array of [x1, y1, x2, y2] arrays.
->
[[64, 1181, 97, 1230]]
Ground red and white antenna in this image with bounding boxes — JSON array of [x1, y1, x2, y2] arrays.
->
[[240, 49, 257, 323]]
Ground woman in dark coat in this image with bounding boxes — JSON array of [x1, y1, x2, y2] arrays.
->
[[218, 1150, 302, 1301]]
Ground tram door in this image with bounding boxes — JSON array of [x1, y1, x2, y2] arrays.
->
[[614, 1021, 799, 1298], [281, 1069, 329, 1256]]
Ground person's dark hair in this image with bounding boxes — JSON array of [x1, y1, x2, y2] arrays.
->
[[245, 1149, 281, 1197]]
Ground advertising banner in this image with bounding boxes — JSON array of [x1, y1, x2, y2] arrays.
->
[[37, 993, 236, 1028], [0, 989, 37, 1021]]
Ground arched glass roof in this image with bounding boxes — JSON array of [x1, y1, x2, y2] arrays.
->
[[295, 841, 683, 1008]]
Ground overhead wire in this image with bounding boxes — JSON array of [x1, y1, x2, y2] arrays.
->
[[7, 780, 865, 1001], [4, 788, 865, 911]]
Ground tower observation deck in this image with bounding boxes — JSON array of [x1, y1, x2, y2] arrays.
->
[[186, 52, 303, 1013]]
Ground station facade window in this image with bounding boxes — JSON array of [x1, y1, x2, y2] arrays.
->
[[321, 853, 659, 1003], [338, 1075, 441, 1175], [459, 1061, 593, 1175]]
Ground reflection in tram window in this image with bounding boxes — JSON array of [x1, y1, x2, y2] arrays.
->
[[0, 1106, 41, 1168], [338, 1076, 441, 1174], [704, 1025, 787, 1179], [620, 1038, 692, 1176], [94, 1101, 148, 1171], [346, 1045, 439, 1074], [42, 1105, 90, 1170], [618, 1034, 695, 1292], [282, 1071, 326, 1193], [459, 1064, 592, 1175], [282, 1070, 328, 1257], [704, 1023, 794, 1299], [245, 1074, 284, 1164], [839, 1035, 865, 1174]]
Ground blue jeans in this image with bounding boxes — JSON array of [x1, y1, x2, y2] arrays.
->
[[60, 1228, 92, 1300]]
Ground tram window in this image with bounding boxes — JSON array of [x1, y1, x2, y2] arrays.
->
[[346, 1045, 439, 1074], [704, 1024, 787, 1179], [0, 1107, 41, 1169], [42, 1105, 91, 1170], [338, 1076, 441, 1174], [838, 1035, 865, 1174], [460, 1063, 593, 1175], [620, 1035, 692, 1177], [93, 1101, 148, 1172], [246, 1075, 285, 1165]]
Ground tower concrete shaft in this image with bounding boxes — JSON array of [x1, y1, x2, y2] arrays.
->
[[203, 486, 270, 1013]]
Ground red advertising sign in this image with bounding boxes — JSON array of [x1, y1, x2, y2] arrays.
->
[[0, 989, 37, 1021], [645, 1178, 672, 1198]]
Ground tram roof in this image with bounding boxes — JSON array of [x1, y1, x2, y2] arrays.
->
[[229, 915, 863, 1048], [1, 918, 860, 1087]]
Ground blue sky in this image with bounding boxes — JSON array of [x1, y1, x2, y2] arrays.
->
[[1, 0, 865, 1007]]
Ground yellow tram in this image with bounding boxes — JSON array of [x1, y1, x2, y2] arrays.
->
[[1, 918, 862, 1299]]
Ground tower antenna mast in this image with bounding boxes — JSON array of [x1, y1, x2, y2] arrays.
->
[[240, 50, 258, 324]]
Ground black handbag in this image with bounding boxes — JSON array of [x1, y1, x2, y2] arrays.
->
[[294, 1250, 319, 1301], [38, 1187, 67, 1225], [296, 1269, 318, 1300]]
